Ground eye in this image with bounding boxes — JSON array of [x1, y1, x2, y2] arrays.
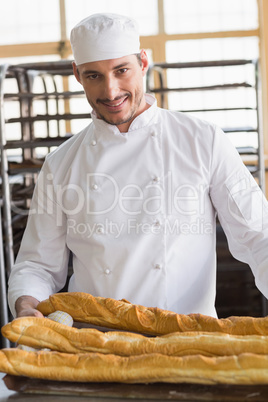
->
[[85, 73, 100, 80], [117, 68, 128, 74]]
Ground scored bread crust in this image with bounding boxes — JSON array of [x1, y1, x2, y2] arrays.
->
[[0, 348, 268, 385], [2, 316, 268, 357], [37, 292, 268, 336]]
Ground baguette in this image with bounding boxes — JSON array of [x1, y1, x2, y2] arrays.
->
[[0, 348, 268, 385], [37, 292, 268, 336], [2, 316, 268, 357]]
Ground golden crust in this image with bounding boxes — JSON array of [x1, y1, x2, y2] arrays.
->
[[3, 294, 268, 385], [37, 292, 268, 336], [0, 348, 268, 384], [2, 316, 268, 357]]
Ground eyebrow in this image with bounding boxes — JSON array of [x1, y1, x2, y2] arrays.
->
[[81, 62, 131, 76]]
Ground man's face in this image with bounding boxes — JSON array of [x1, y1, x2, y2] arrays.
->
[[73, 51, 149, 132]]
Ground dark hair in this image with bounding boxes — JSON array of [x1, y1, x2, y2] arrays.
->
[[135, 53, 142, 66]]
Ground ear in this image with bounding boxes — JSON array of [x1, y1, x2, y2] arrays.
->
[[72, 62, 82, 84], [140, 49, 149, 76]]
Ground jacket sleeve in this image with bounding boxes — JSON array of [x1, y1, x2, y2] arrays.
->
[[210, 127, 268, 299], [8, 159, 70, 317]]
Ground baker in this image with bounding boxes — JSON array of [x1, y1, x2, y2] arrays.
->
[[8, 13, 268, 319]]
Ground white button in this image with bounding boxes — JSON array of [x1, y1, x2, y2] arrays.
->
[[153, 220, 161, 228], [153, 176, 161, 183], [154, 264, 162, 270], [92, 184, 98, 190], [96, 226, 104, 234], [151, 132, 157, 137], [91, 140, 97, 146], [104, 268, 111, 275]]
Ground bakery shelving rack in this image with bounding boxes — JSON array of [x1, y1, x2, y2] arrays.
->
[[0, 60, 91, 347], [146, 58, 267, 318], [146, 59, 265, 189]]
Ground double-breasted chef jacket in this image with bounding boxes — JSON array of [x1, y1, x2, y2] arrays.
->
[[8, 94, 268, 318]]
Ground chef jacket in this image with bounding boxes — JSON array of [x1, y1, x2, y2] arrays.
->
[[8, 94, 268, 318]]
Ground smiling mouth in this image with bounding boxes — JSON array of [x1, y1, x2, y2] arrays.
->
[[99, 96, 128, 109]]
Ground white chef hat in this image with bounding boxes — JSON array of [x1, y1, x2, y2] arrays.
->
[[70, 13, 140, 66]]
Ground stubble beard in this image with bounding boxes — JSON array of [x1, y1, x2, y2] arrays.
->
[[88, 88, 144, 128]]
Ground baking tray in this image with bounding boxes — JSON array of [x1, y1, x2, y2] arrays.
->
[[3, 375, 268, 401]]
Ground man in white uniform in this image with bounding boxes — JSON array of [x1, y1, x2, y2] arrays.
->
[[8, 13, 268, 319]]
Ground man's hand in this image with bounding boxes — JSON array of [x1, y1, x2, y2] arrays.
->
[[15, 296, 44, 318]]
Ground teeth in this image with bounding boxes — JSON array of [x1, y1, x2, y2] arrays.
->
[[113, 101, 123, 106], [105, 98, 125, 107]]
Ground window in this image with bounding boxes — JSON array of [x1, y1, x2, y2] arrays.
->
[[155, 1, 260, 150], [0, 0, 60, 45], [65, 0, 158, 36], [164, 0, 258, 34]]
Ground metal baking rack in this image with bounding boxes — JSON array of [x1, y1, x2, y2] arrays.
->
[[146, 59, 264, 189], [0, 60, 90, 346]]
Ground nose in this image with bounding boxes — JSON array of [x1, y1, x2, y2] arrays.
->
[[102, 76, 120, 100]]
